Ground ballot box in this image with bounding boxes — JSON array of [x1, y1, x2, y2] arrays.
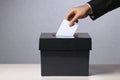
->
[[39, 33, 92, 76]]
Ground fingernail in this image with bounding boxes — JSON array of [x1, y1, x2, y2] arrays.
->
[[69, 23, 72, 27], [69, 24, 72, 27]]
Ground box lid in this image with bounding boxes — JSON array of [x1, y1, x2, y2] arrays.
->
[[39, 33, 92, 50]]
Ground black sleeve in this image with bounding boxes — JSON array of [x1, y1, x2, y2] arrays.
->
[[88, 0, 120, 20]]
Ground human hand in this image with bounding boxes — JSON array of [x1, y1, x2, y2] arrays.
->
[[66, 4, 91, 26]]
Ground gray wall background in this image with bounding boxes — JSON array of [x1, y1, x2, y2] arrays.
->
[[0, 0, 120, 64]]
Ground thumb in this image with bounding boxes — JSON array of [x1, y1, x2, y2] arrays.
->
[[69, 15, 78, 27]]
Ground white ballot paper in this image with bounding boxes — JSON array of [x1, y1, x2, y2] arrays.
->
[[56, 19, 78, 37]]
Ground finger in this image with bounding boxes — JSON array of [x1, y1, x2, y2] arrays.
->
[[65, 10, 74, 21], [69, 15, 78, 27]]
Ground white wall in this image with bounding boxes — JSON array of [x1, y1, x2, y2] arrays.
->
[[0, 0, 120, 64]]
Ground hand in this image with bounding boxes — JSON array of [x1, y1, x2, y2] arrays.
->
[[66, 4, 91, 26]]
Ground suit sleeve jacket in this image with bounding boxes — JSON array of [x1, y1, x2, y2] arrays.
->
[[88, 0, 120, 20]]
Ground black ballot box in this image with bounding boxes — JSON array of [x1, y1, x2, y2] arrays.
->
[[39, 33, 92, 76]]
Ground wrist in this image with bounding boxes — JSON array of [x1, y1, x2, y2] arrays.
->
[[84, 4, 92, 14]]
